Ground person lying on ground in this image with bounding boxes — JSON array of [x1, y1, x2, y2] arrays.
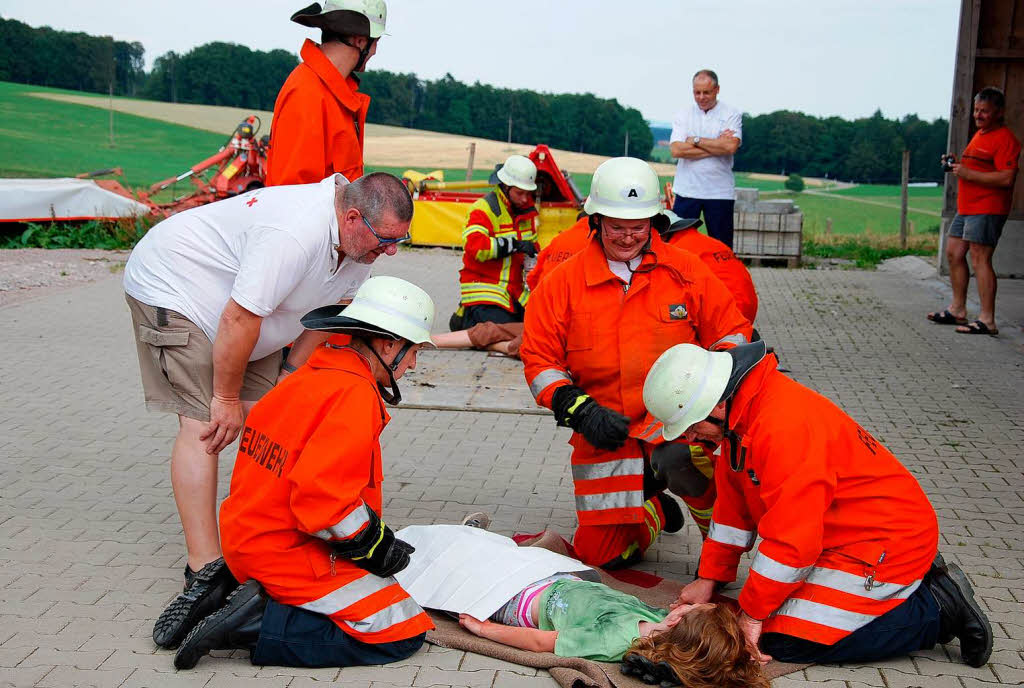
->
[[431, 321, 523, 357], [458, 574, 767, 687]]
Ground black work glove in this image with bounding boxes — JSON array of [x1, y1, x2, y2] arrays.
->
[[328, 508, 415, 578], [512, 239, 538, 257], [552, 385, 630, 451], [650, 443, 711, 497]]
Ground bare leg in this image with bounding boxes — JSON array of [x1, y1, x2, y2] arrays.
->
[[171, 401, 258, 570], [968, 242, 997, 328], [171, 416, 222, 571], [945, 236, 970, 319], [431, 330, 474, 349]]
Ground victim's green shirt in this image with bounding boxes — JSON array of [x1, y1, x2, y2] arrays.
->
[[537, 580, 668, 661]]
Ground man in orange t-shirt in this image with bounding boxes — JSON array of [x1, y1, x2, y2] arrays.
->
[[266, 1, 387, 186], [928, 87, 1020, 335]]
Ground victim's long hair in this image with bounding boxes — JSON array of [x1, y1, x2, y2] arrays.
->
[[627, 604, 769, 688]]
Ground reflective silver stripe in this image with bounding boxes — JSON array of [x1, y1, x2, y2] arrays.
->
[[571, 457, 644, 482], [299, 574, 395, 616], [713, 333, 749, 348], [805, 567, 922, 601], [751, 551, 813, 584], [529, 368, 572, 398], [314, 503, 371, 541], [774, 598, 877, 632], [707, 520, 756, 549], [342, 596, 425, 635], [575, 490, 643, 513]]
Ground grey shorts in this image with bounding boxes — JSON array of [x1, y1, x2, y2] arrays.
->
[[126, 294, 280, 421], [948, 214, 1008, 246]]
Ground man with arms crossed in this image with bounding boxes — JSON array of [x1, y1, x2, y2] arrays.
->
[[928, 87, 1020, 335], [670, 69, 742, 248], [123, 172, 413, 650]]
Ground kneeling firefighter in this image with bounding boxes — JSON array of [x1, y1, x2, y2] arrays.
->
[[174, 276, 435, 670], [520, 157, 753, 569]]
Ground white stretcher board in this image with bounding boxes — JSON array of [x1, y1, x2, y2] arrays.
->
[[0, 178, 150, 221], [393, 525, 597, 620]]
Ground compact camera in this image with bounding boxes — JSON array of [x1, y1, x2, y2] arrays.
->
[[940, 154, 956, 172]]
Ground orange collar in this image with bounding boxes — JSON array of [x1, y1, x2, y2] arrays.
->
[[300, 39, 364, 113], [723, 356, 776, 436], [582, 230, 667, 287], [307, 343, 374, 377]]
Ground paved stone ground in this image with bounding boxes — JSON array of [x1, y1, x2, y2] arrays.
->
[[1, 247, 1022, 687]]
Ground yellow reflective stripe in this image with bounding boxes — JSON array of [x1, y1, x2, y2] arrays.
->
[[566, 394, 589, 414], [686, 504, 714, 519], [351, 521, 385, 561]]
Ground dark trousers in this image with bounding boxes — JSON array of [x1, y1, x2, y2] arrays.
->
[[760, 584, 941, 664], [463, 302, 525, 328], [673, 196, 735, 248], [251, 599, 425, 668]]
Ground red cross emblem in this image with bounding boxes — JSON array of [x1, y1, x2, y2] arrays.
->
[[246, 197, 258, 207]]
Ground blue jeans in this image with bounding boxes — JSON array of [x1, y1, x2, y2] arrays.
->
[[760, 584, 941, 664], [673, 196, 735, 248], [251, 599, 425, 668]]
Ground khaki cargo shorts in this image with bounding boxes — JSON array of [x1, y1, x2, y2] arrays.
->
[[126, 294, 280, 421]]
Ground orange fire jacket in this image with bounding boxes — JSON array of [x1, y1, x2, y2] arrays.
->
[[521, 233, 752, 526], [526, 216, 591, 291], [698, 356, 938, 645], [265, 39, 370, 186], [665, 229, 759, 324], [219, 346, 433, 644]]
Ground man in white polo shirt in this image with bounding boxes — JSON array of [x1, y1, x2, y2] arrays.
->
[[122, 172, 413, 650], [670, 69, 743, 248]]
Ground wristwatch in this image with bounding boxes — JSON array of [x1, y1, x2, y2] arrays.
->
[[693, 136, 702, 147]]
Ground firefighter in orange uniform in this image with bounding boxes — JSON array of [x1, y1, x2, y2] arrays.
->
[[174, 277, 435, 670], [452, 154, 540, 331], [266, 0, 386, 186], [643, 341, 993, 667], [661, 211, 758, 324], [520, 157, 752, 569]]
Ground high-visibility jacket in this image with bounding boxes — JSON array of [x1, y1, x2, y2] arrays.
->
[[521, 233, 752, 526], [265, 39, 370, 186], [219, 345, 433, 644], [526, 216, 591, 291], [665, 229, 758, 324], [698, 356, 938, 645], [459, 190, 538, 312]]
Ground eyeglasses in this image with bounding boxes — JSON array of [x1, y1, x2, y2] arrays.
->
[[602, 224, 651, 239], [360, 213, 411, 247]]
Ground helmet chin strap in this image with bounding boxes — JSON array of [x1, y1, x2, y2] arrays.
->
[[343, 36, 377, 72], [703, 400, 743, 471], [364, 339, 414, 405]]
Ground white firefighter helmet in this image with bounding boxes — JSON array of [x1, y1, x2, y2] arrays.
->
[[301, 275, 434, 345], [583, 157, 662, 219], [291, 0, 388, 39], [496, 154, 538, 191], [642, 343, 733, 441]]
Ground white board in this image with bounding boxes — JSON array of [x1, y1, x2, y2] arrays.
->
[[394, 525, 596, 620]]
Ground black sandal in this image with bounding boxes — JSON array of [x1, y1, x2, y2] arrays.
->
[[956, 320, 998, 335]]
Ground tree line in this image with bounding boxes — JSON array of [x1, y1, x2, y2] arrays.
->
[[655, 109, 949, 184], [2, 16, 947, 175]]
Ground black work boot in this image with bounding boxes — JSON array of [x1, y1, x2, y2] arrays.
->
[[174, 579, 266, 670], [183, 565, 197, 591], [153, 558, 239, 649], [655, 493, 684, 534], [925, 555, 992, 667]]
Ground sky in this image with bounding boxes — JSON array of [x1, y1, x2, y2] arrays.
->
[[0, 0, 962, 124]]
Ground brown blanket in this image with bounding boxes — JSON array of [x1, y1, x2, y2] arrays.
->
[[424, 530, 809, 688]]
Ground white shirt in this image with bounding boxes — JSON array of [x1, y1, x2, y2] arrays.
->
[[670, 100, 743, 200], [124, 175, 370, 361]]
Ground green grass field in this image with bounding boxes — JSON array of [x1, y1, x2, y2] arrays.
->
[[0, 81, 227, 189]]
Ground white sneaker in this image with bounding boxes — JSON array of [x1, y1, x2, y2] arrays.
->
[[460, 512, 491, 530]]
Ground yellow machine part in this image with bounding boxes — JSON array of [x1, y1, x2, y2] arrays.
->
[[409, 200, 579, 249]]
